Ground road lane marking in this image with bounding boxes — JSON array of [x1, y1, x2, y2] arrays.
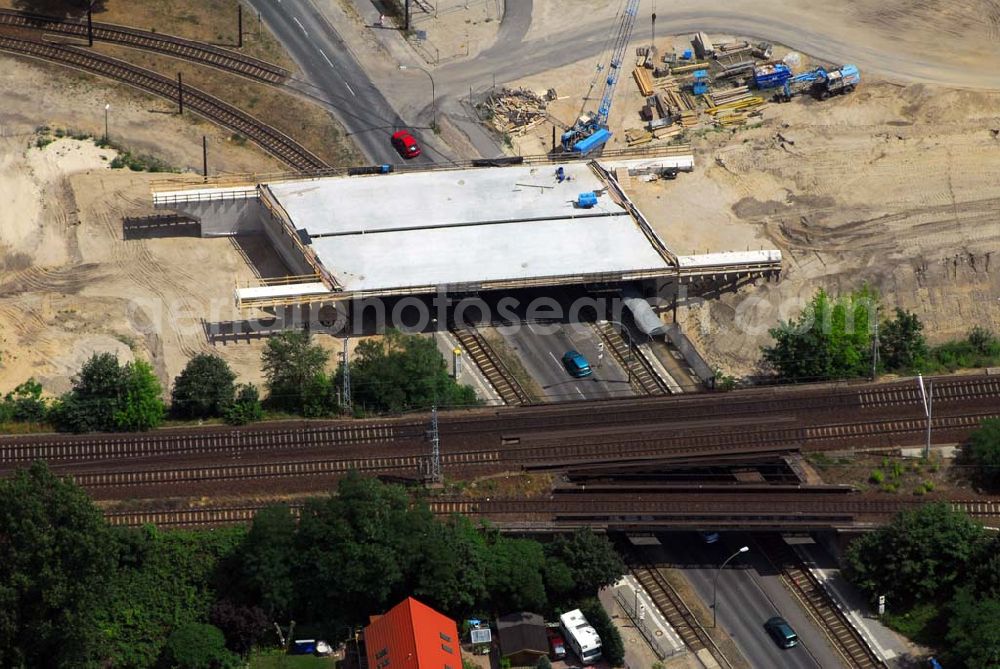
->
[[548, 351, 562, 371], [342, 79, 356, 96], [576, 387, 585, 399], [293, 17, 308, 36], [320, 49, 335, 67]]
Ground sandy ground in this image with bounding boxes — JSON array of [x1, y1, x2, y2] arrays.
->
[[0, 132, 280, 395], [405, 0, 503, 64], [500, 29, 1000, 378]]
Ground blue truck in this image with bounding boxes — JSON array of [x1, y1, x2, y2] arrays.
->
[[775, 64, 861, 101]]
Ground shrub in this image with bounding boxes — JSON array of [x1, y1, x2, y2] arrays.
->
[[869, 469, 885, 484]]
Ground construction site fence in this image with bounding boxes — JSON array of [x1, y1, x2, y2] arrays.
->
[[614, 586, 686, 661], [150, 144, 693, 192]]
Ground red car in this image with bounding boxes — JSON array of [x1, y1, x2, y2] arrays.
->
[[546, 627, 566, 660], [391, 129, 421, 158]]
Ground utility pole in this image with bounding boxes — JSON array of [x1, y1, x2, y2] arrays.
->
[[87, 3, 94, 47], [177, 72, 184, 114], [404, 0, 411, 31], [202, 135, 208, 181], [342, 337, 351, 412], [237, 4, 243, 48], [424, 406, 442, 484]]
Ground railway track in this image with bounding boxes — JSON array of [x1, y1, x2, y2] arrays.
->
[[0, 9, 290, 83], [629, 560, 735, 668], [593, 321, 669, 396], [754, 534, 887, 669], [102, 490, 1000, 529], [450, 327, 532, 405], [0, 36, 326, 170], [0, 421, 407, 466]]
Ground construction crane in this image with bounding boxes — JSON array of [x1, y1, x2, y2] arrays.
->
[[561, 0, 640, 154]]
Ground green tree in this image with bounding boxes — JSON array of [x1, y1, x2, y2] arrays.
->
[[536, 656, 553, 669], [157, 622, 238, 669], [580, 600, 625, 666], [944, 588, 1000, 669], [115, 360, 166, 431], [880, 308, 928, 371], [225, 383, 263, 425], [967, 418, 1000, 491], [967, 326, 998, 355], [292, 474, 420, 632], [234, 504, 297, 619], [261, 331, 330, 413], [0, 462, 114, 667], [172, 354, 236, 419], [410, 516, 488, 615], [53, 351, 125, 431], [484, 536, 548, 612], [544, 529, 625, 600], [843, 503, 987, 608], [762, 287, 878, 380], [96, 525, 244, 668], [1, 378, 47, 422], [345, 329, 478, 413]]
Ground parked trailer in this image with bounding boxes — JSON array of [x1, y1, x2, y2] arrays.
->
[[560, 609, 602, 665], [753, 62, 792, 89]]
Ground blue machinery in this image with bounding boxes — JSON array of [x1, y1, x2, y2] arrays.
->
[[561, 0, 641, 154]]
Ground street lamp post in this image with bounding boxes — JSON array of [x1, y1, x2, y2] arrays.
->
[[398, 64, 436, 128], [103, 103, 110, 144], [712, 546, 749, 628]]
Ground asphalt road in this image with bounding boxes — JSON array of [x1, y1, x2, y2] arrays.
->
[[437, 8, 1000, 93], [501, 322, 634, 401], [663, 533, 844, 669], [246, 0, 430, 164]]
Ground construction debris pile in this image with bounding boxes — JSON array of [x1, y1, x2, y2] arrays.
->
[[624, 32, 859, 146], [482, 87, 553, 137]]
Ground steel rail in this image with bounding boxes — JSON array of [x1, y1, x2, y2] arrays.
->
[[0, 36, 326, 170], [0, 8, 290, 83]]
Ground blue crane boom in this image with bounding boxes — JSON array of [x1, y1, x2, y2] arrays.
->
[[562, 0, 641, 154]]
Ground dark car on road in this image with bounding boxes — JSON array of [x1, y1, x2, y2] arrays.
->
[[562, 350, 592, 378], [764, 616, 799, 649], [391, 129, 421, 158]]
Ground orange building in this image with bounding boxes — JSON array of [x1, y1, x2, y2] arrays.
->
[[365, 597, 462, 669]]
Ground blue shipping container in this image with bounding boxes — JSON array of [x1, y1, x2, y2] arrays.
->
[[572, 128, 612, 154], [753, 63, 792, 89]]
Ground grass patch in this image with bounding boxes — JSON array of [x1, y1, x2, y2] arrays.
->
[[882, 601, 948, 647], [249, 651, 338, 669]]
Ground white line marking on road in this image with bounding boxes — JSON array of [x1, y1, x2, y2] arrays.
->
[[320, 49, 334, 67], [548, 351, 563, 371], [342, 79, 356, 96], [576, 387, 586, 398], [293, 17, 308, 36]]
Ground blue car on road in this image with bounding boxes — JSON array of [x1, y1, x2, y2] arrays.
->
[[562, 350, 592, 378]]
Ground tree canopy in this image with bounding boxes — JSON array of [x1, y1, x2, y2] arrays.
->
[[171, 354, 237, 419], [51, 353, 164, 432], [879, 307, 928, 371], [967, 418, 1000, 492], [843, 502, 986, 609], [0, 462, 114, 667], [345, 329, 478, 413], [762, 286, 877, 380], [157, 622, 239, 669], [261, 330, 330, 414]]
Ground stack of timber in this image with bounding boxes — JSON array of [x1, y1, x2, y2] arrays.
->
[[484, 87, 548, 136], [624, 128, 653, 146], [633, 66, 654, 96], [704, 86, 752, 107], [705, 95, 765, 115]]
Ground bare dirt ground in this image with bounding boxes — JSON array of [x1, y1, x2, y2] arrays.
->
[[504, 31, 1000, 378]]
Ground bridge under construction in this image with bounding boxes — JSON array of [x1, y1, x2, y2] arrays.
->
[[151, 150, 782, 312]]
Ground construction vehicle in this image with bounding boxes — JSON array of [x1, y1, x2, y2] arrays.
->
[[561, 0, 640, 154], [753, 62, 792, 89], [774, 64, 861, 101]]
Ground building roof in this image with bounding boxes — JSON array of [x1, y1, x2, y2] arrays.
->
[[364, 597, 461, 669], [496, 612, 548, 657]]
